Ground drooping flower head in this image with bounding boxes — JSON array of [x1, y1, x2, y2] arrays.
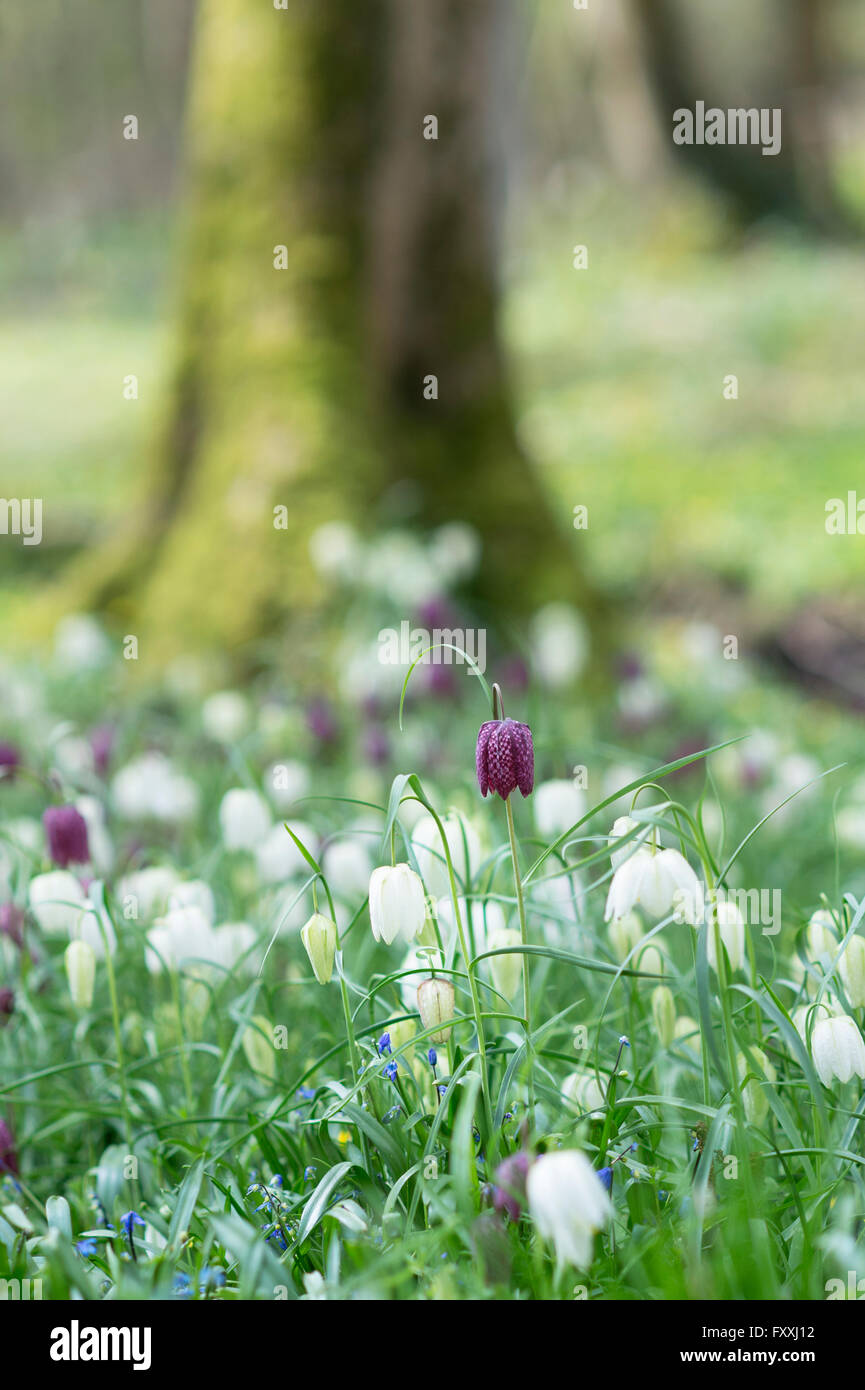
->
[[476, 716, 534, 801], [0, 743, 20, 780], [492, 1149, 531, 1221], [43, 805, 90, 869]]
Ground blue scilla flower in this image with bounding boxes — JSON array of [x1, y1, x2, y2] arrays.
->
[[297, 1085, 315, 1100], [75, 1238, 97, 1258], [597, 1166, 614, 1192], [384, 1060, 398, 1082], [619, 1035, 630, 1048], [304, 1165, 316, 1182], [428, 1048, 437, 1067], [120, 1211, 145, 1240], [173, 1272, 192, 1299], [378, 1032, 392, 1056], [264, 1225, 288, 1251]]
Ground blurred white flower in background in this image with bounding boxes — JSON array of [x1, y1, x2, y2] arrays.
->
[[219, 788, 272, 851], [53, 615, 112, 674], [308, 521, 364, 585], [168, 879, 216, 925], [256, 820, 316, 885], [28, 870, 88, 936], [201, 690, 251, 743], [428, 522, 481, 586], [322, 837, 373, 900], [563, 1070, 606, 1113], [268, 759, 311, 812], [118, 866, 179, 923], [529, 603, 588, 689], [363, 531, 437, 605], [534, 779, 586, 840], [411, 809, 481, 898], [75, 795, 114, 876], [112, 753, 199, 824]]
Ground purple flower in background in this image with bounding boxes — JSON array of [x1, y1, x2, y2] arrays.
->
[[90, 724, 115, 778], [0, 904, 24, 950], [0, 989, 14, 1023], [306, 697, 338, 745], [0, 743, 20, 780], [492, 1150, 530, 1221], [43, 805, 90, 868], [0, 1117, 18, 1176], [364, 725, 389, 767], [476, 718, 534, 800], [426, 662, 458, 698], [498, 655, 529, 694]]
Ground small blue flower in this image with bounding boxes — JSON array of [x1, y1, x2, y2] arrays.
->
[[75, 1238, 97, 1258], [597, 1166, 613, 1192], [120, 1210, 145, 1240], [377, 1032, 392, 1056], [303, 1165, 316, 1182], [619, 1035, 630, 1048], [297, 1085, 315, 1100], [428, 1048, 437, 1067], [384, 1060, 398, 1082]]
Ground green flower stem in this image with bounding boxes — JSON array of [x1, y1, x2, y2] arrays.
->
[[504, 793, 534, 1117], [426, 806, 494, 1142]]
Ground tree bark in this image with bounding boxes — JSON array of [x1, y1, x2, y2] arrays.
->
[[64, 0, 592, 670]]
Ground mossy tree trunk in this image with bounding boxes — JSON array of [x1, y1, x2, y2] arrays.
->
[[70, 0, 592, 668]]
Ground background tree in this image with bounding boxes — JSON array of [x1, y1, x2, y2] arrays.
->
[[64, 0, 592, 668]]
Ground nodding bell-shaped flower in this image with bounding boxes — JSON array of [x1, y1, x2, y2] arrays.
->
[[806, 908, 837, 961], [476, 718, 534, 800], [651, 984, 676, 1048], [301, 912, 337, 985], [736, 1046, 776, 1126], [839, 934, 865, 1008], [368, 864, 426, 946], [43, 805, 90, 869], [811, 1011, 865, 1087], [604, 845, 700, 926], [417, 976, 455, 1043], [65, 939, 96, 1010], [492, 1150, 531, 1221], [706, 900, 745, 973], [526, 1149, 612, 1271], [242, 1015, 276, 1081]]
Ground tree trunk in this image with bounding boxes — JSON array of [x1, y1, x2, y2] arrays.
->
[[630, 0, 837, 230], [64, 0, 592, 670]]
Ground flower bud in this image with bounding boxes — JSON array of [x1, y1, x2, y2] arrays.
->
[[417, 976, 455, 1043], [488, 926, 523, 1001], [608, 910, 643, 962], [651, 985, 676, 1048], [300, 912, 338, 985], [839, 934, 865, 1008], [242, 1015, 276, 1080], [368, 864, 426, 946], [736, 1046, 776, 1126], [65, 939, 96, 1009]]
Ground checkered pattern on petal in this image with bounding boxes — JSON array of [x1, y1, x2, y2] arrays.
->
[[476, 717, 534, 800]]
